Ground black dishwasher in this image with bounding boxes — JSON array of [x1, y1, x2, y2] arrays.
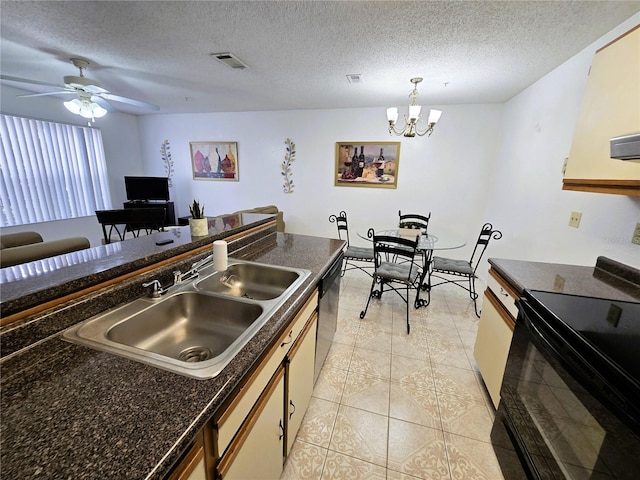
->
[[315, 252, 343, 383]]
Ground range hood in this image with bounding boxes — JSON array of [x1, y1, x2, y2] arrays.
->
[[610, 133, 640, 160]]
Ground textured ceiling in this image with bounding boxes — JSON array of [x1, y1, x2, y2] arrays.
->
[[1, 1, 639, 115]]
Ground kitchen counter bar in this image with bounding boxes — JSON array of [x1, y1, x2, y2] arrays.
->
[[1, 231, 345, 480], [0, 213, 277, 317]]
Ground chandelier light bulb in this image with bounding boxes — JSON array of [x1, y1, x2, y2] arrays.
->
[[386, 107, 398, 124], [427, 109, 442, 125], [408, 105, 421, 122]]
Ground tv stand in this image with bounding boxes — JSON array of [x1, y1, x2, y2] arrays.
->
[[123, 201, 176, 226]]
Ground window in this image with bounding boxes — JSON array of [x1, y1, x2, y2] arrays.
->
[[0, 114, 112, 227]]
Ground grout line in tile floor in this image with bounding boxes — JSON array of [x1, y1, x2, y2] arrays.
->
[[281, 269, 525, 479]]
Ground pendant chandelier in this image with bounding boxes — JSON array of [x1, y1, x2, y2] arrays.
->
[[386, 77, 442, 137]]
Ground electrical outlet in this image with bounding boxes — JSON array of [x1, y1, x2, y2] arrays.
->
[[632, 222, 640, 245], [569, 211, 582, 228]]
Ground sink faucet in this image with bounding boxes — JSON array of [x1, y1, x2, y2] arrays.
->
[[170, 254, 215, 287], [191, 254, 214, 272], [142, 279, 169, 298]]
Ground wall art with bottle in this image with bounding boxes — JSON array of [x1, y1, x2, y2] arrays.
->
[[334, 142, 400, 189], [189, 141, 239, 181]]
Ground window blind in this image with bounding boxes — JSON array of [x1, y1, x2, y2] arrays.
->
[[0, 114, 112, 227]]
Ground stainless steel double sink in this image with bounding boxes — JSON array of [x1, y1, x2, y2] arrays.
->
[[63, 259, 311, 379]]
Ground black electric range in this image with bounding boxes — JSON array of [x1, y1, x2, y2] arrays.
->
[[493, 289, 640, 479]]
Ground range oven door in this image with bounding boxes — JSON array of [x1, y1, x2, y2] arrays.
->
[[493, 298, 640, 480]]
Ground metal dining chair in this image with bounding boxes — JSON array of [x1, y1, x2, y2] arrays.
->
[[398, 210, 431, 232], [398, 210, 431, 268], [428, 222, 502, 317], [360, 229, 422, 334], [328, 210, 374, 277]]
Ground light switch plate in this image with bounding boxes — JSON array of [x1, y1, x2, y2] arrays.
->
[[569, 211, 582, 228]]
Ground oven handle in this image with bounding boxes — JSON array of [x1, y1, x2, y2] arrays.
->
[[519, 298, 640, 437]]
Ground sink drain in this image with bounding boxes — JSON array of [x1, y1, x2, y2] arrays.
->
[[178, 346, 213, 363]]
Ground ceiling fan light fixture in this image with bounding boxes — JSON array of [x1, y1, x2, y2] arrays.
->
[[87, 102, 107, 119], [64, 98, 107, 119]]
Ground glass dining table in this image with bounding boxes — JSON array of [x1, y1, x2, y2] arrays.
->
[[359, 229, 466, 307]]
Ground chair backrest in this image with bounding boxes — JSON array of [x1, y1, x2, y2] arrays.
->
[[398, 210, 431, 232], [469, 223, 502, 274], [370, 228, 420, 277], [328, 211, 351, 246], [96, 208, 166, 243]]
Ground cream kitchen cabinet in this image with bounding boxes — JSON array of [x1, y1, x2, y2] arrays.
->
[[217, 367, 286, 480], [210, 290, 318, 480], [473, 268, 517, 409], [563, 25, 640, 196], [285, 311, 318, 456]]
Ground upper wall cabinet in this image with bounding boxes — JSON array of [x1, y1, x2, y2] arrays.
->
[[563, 25, 640, 196]]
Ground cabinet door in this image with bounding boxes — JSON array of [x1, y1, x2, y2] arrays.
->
[[564, 25, 640, 195], [183, 458, 206, 480], [473, 289, 515, 409], [218, 367, 285, 480], [167, 431, 206, 480], [286, 312, 318, 456], [215, 291, 318, 458]]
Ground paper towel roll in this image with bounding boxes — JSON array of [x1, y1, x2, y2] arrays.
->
[[213, 240, 228, 271]]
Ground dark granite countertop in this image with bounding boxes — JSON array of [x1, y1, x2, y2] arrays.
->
[[0, 232, 345, 480], [0, 213, 276, 317], [488, 257, 640, 301]]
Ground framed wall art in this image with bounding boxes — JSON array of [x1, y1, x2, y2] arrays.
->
[[190, 142, 239, 181], [335, 142, 400, 189]]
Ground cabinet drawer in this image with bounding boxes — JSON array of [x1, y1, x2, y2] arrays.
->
[[215, 290, 318, 456], [486, 269, 518, 319]]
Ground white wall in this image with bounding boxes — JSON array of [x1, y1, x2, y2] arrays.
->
[[137, 105, 502, 265], [483, 14, 640, 269], [1, 85, 144, 246]]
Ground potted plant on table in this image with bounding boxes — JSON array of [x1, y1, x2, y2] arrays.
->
[[188, 200, 208, 237]]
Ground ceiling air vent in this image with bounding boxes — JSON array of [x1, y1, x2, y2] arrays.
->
[[210, 52, 249, 70], [346, 74, 363, 84]]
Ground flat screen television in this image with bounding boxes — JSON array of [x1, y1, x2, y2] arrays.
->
[[124, 176, 170, 202]]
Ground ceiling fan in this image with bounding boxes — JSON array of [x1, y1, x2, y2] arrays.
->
[[1, 57, 159, 119]]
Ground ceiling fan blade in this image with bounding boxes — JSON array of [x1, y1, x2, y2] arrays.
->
[[100, 93, 159, 111], [18, 91, 74, 98], [0, 74, 65, 89]]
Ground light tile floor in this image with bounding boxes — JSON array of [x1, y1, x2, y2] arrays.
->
[[281, 269, 526, 480]]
